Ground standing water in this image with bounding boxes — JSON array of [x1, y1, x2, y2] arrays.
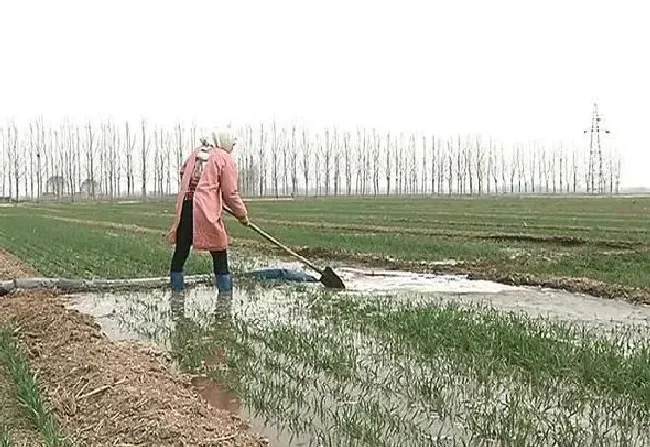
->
[[66, 265, 650, 447]]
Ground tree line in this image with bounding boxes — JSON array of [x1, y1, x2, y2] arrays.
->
[[0, 117, 622, 201]]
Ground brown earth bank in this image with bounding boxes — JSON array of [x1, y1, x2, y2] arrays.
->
[[0, 290, 267, 447], [0, 247, 39, 279]]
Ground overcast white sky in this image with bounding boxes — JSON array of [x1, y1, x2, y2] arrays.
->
[[1, 0, 648, 187]]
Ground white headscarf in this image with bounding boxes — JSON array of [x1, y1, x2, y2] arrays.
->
[[211, 128, 237, 153], [191, 127, 237, 181]]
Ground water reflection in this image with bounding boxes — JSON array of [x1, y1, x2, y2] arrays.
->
[[169, 290, 243, 415], [65, 270, 650, 447]]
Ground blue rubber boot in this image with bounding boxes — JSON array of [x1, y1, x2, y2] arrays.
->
[[215, 274, 233, 294], [170, 271, 184, 292]]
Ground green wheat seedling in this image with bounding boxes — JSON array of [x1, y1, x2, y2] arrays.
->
[[70, 278, 650, 446], [0, 327, 70, 447], [0, 424, 12, 447]]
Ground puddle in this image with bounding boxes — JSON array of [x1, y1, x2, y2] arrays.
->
[[66, 267, 650, 447], [339, 267, 517, 293], [242, 263, 650, 329]]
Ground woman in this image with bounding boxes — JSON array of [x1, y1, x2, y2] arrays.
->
[[167, 128, 249, 293]]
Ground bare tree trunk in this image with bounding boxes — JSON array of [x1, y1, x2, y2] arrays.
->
[[409, 134, 417, 195], [154, 126, 163, 196], [475, 136, 483, 195], [109, 120, 118, 198], [243, 125, 253, 196], [518, 145, 527, 193], [323, 128, 331, 196], [572, 151, 578, 193], [31, 121, 43, 201], [85, 121, 96, 199], [491, 142, 500, 193], [456, 136, 463, 194], [140, 119, 150, 198], [437, 137, 443, 195], [53, 130, 61, 199], [290, 125, 298, 197], [315, 134, 323, 196], [356, 129, 363, 195], [175, 123, 184, 190], [615, 155, 622, 194], [364, 130, 371, 195], [395, 133, 403, 195], [72, 125, 81, 199], [164, 131, 171, 196], [125, 122, 136, 197], [301, 128, 310, 196], [447, 139, 454, 195], [500, 145, 507, 194], [272, 121, 279, 198], [282, 126, 289, 196], [552, 146, 557, 193], [558, 145, 563, 193], [11, 122, 21, 200], [543, 146, 550, 193], [565, 149, 571, 193], [486, 138, 492, 194], [511, 145, 519, 193], [100, 121, 108, 198], [529, 145, 536, 193], [333, 128, 341, 196], [0, 128, 6, 198], [259, 123, 265, 197], [189, 122, 197, 149], [28, 122, 35, 200], [421, 136, 427, 194], [384, 132, 391, 196]]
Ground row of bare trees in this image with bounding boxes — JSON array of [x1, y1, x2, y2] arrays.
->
[[0, 117, 622, 201]]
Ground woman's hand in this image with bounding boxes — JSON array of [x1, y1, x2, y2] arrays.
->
[[236, 214, 249, 226]]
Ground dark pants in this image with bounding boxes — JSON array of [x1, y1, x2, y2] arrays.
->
[[170, 200, 229, 275]]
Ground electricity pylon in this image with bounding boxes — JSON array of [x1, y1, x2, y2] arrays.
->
[[584, 102, 610, 194]]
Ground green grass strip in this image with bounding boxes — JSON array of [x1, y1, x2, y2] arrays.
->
[[0, 424, 12, 447], [0, 326, 70, 447], [0, 213, 212, 279]]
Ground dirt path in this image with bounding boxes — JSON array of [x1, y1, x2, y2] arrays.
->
[[39, 215, 164, 236], [0, 249, 266, 447]]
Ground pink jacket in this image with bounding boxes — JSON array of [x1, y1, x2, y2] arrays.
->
[[167, 146, 247, 251]]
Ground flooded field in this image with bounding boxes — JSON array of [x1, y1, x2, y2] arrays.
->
[[67, 265, 650, 447]]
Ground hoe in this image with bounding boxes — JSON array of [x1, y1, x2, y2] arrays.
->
[[223, 207, 346, 289]]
